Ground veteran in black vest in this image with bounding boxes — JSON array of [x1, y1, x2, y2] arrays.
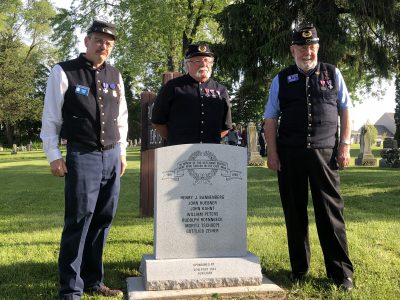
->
[[263, 25, 354, 292], [40, 20, 128, 299], [151, 42, 232, 145]]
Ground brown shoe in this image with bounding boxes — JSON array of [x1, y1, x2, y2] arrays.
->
[[85, 285, 123, 297]]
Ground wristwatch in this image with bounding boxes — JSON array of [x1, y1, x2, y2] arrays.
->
[[340, 140, 351, 145]]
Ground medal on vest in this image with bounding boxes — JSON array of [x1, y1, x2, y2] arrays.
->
[[109, 83, 118, 97], [75, 85, 90, 96], [102, 82, 109, 94], [326, 80, 333, 89], [320, 80, 327, 90]]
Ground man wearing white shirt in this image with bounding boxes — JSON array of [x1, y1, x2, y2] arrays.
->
[[40, 20, 127, 299]]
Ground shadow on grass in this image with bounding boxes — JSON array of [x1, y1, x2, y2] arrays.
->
[[0, 260, 142, 300]]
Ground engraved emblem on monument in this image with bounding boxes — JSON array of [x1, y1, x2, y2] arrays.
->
[[162, 150, 242, 184]]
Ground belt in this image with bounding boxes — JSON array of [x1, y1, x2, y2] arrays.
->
[[68, 141, 116, 151]]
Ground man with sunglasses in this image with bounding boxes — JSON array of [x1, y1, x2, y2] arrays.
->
[[151, 42, 232, 145], [263, 25, 354, 292], [40, 20, 128, 299]]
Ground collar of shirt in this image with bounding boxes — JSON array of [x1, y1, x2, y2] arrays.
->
[[296, 62, 318, 77], [79, 53, 107, 71]]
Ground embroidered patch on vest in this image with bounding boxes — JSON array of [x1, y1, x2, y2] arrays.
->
[[75, 85, 90, 96], [287, 74, 299, 83]]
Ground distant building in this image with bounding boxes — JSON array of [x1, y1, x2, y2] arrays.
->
[[351, 112, 395, 144], [375, 112, 395, 136]]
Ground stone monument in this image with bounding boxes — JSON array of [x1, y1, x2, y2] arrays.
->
[[127, 144, 281, 299], [355, 125, 377, 166], [247, 122, 265, 166], [11, 144, 18, 155]]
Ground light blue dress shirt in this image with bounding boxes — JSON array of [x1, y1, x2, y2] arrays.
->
[[263, 67, 353, 119]]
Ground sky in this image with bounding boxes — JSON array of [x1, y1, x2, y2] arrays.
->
[[351, 81, 396, 130], [52, 0, 396, 131]]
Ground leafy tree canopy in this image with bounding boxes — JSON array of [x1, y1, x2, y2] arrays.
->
[[216, 0, 400, 123], [52, 0, 230, 93], [0, 0, 56, 145]]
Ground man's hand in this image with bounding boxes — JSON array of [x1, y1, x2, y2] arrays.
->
[[267, 150, 281, 171], [338, 143, 351, 169], [120, 155, 127, 177], [50, 158, 68, 177]]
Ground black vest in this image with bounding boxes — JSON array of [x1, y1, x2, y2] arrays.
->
[[278, 62, 339, 148], [59, 54, 121, 147]]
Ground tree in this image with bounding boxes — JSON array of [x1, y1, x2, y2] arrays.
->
[[394, 74, 400, 143], [216, 0, 400, 123], [0, 0, 56, 146], [51, 0, 230, 139]]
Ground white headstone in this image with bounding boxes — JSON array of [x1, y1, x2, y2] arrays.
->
[[154, 144, 247, 259], [138, 144, 263, 292]]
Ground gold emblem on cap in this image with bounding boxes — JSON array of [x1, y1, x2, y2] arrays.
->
[[302, 31, 312, 38], [198, 45, 207, 52]]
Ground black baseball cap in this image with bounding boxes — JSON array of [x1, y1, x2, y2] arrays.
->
[[87, 20, 116, 40]]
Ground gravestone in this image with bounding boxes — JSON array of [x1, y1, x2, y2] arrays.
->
[[383, 138, 398, 149], [127, 144, 281, 299], [355, 125, 377, 166], [139, 72, 182, 217], [11, 144, 17, 155], [27, 141, 32, 151], [247, 122, 265, 166]]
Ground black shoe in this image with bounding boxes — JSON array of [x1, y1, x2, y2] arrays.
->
[[338, 277, 354, 292], [290, 272, 306, 283]]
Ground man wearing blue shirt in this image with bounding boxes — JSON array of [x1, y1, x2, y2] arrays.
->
[[263, 25, 354, 292]]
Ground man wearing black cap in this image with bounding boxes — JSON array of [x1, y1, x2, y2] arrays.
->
[[151, 42, 232, 145], [40, 20, 127, 299], [263, 25, 354, 291]]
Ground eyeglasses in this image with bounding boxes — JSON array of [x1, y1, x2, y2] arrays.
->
[[188, 58, 214, 65], [296, 44, 318, 53], [93, 37, 114, 48]]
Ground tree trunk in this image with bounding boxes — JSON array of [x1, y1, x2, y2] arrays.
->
[[394, 74, 400, 143], [4, 122, 15, 147]]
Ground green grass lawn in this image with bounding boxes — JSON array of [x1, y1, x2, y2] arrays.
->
[[0, 146, 399, 299]]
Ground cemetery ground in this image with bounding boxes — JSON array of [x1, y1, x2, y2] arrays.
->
[[0, 146, 399, 300]]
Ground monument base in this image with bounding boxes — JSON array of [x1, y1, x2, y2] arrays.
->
[[355, 157, 377, 166], [127, 276, 283, 300], [139, 252, 262, 291], [248, 152, 265, 166]]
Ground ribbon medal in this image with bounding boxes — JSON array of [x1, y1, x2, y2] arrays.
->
[[326, 80, 333, 90], [320, 80, 327, 90], [210, 89, 217, 98], [109, 83, 118, 97], [102, 82, 109, 94]]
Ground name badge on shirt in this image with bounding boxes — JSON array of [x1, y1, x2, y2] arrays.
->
[[75, 85, 90, 96], [287, 74, 299, 83]]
